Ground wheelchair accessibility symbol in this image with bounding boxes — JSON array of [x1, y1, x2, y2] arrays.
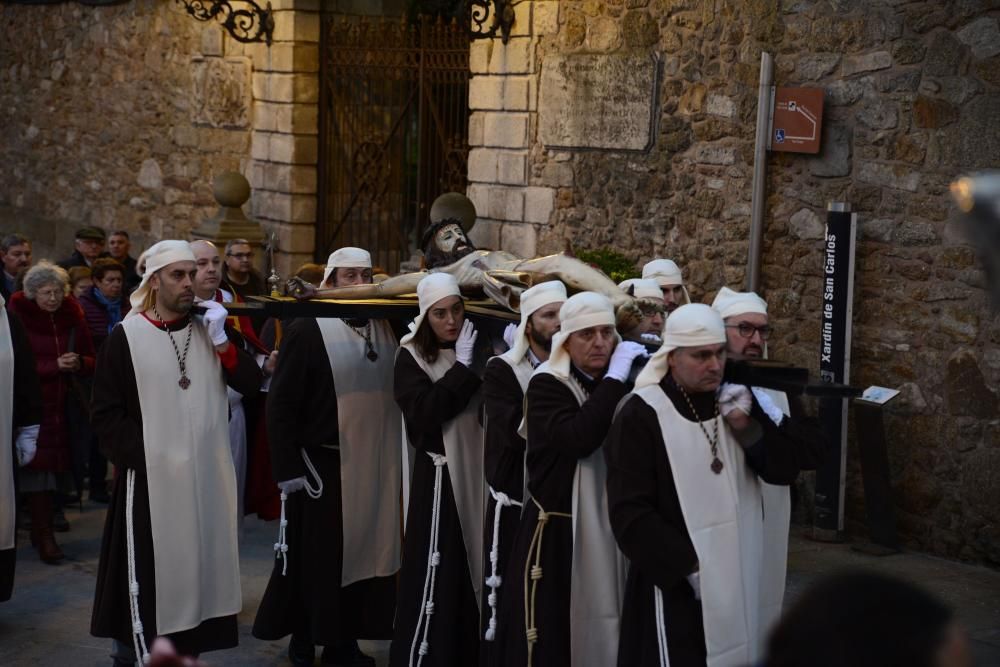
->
[[775, 128, 785, 143]]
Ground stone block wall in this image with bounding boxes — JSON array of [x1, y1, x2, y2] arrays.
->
[[0, 0, 319, 275], [474, 1, 1000, 565], [466, 1, 560, 255]]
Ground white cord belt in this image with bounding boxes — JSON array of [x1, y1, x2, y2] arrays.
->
[[409, 452, 448, 667], [483, 486, 522, 641], [274, 449, 325, 576], [125, 469, 150, 665]]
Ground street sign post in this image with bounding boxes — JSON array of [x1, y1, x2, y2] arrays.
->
[[769, 87, 825, 154]]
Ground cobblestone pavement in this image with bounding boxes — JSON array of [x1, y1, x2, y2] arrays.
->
[[1, 500, 997, 665]]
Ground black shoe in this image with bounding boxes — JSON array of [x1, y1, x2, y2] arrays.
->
[[320, 640, 375, 667], [288, 634, 315, 667]]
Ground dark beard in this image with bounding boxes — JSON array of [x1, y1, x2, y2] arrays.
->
[[425, 242, 475, 269], [529, 326, 553, 353]]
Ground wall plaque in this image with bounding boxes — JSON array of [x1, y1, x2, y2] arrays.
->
[[539, 53, 660, 152]]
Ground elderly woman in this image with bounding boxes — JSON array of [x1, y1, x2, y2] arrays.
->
[[77, 258, 129, 351], [8, 261, 96, 563]]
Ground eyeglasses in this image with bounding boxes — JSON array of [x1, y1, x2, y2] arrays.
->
[[36, 288, 63, 299], [726, 323, 772, 340], [227, 252, 253, 260]]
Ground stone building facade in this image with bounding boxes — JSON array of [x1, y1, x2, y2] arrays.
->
[[468, 0, 1000, 566], [0, 0, 320, 273], [1, 1, 998, 565]]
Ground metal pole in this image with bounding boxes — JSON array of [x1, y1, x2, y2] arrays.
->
[[747, 52, 773, 293]]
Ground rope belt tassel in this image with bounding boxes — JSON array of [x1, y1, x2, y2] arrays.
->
[[273, 449, 325, 577], [484, 487, 523, 642], [409, 453, 448, 667], [523, 496, 571, 667], [125, 469, 151, 665]]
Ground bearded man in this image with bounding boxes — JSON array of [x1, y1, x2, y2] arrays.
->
[[90, 241, 261, 665], [480, 280, 566, 664]]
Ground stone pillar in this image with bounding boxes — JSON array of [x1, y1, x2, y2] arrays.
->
[[237, 0, 321, 276], [190, 171, 266, 252], [466, 2, 559, 257]]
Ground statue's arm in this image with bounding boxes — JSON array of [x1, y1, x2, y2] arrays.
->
[[297, 271, 427, 299]]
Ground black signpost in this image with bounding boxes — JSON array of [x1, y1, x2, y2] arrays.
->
[[814, 202, 858, 541]]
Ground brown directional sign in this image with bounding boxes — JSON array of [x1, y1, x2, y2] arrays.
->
[[770, 87, 824, 154]]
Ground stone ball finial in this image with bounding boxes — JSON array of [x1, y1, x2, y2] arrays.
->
[[213, 171, 251, 208], [430, 192, 477, 232]]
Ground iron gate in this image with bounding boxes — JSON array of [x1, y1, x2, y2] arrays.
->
[[317, 15, 471, 272]]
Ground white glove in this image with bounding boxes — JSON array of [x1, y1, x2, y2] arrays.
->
[[199, 299, 230, 347], [686, 571, 702, 600], [455, 320, 478, 367], [606, 341, 649, 382], [502, 322, 518, 350], [278, 476, 307, 494], [15, 424, 39, 467], [640, 332, 662, 344], [751, 387, 785, 426], [717, 383, 752, 417]]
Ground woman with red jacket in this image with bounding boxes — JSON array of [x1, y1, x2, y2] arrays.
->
[[8, 261, 96, 563]]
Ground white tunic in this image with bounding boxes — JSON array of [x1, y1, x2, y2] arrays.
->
[[121, 314, 241, 635]]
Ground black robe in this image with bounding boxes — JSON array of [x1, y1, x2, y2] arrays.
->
[[1, 311, 42, 602], [480, 357, 529, 666], [89, 319, 261, 655], [493, 367, 629, 667], [252, 317, 396, 645], [605, 376, 802, 667], [389, 347, 482, 667]]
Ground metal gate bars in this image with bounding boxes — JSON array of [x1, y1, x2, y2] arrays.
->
[[317, 14, 471, 273]]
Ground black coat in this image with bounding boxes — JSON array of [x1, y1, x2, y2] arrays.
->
[[253, 318, 396, 645], [89, 320, 261, 655], [388, 347, 482, 667], [605, 376, 801, 667], [493, 368, 628, 667]]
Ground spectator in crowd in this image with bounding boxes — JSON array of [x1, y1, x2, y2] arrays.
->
[[59, 227, 109, 270], [1, 233, 32, 303], [8, 262, 96, 563], [108, 230, 140, 294], [77, 259, 129, 352], [221, 239, 265, 299], [69, 267, 93, 300]]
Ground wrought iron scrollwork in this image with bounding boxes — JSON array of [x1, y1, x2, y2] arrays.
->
[[176, 0, 275, 45], [469, 0, 517, 44]]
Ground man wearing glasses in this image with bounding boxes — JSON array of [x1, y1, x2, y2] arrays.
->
[[712, 287, 829, 640], [222, 239, 266, 301]]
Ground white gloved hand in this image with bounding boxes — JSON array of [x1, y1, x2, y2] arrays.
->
[[717, 383, 753, 417], [686, 571, 702, 601], [15, 424, 39, 467], [199, 299, 230, 347], [606, 341, 649, 382], [640, 332, 662, 343], [455, 320, 478, 367], [502, 322, 518, 350], [751, 387, 785, 426], [278, 476, 307, 494]]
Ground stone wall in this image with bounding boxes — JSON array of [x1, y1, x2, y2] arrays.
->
[[0, 0, 319, 275], [472, 1, 1000, 565]]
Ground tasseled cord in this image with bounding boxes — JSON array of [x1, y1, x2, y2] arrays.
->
[[125, 469, 151, 665], [484, 487, 522, 641], [274, 449, 325, 576], [408, 453, 447, 667]]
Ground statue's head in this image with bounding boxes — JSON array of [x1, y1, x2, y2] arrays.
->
[[421, 218, 476, 269]]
